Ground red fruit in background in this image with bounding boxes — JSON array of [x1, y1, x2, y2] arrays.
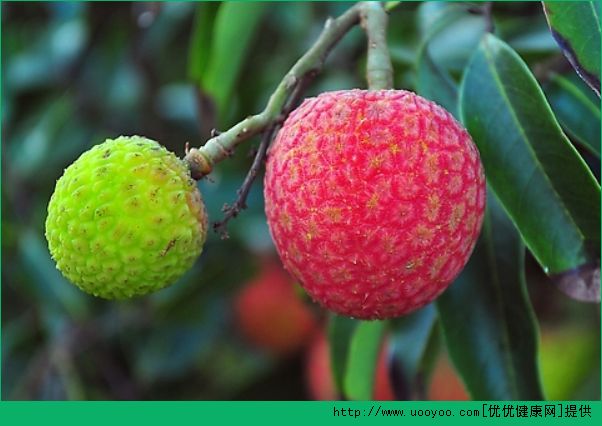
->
[[234, 259, 318, 355], [264, 90, 485, 319], [427, 356, 469, 401], [306, 331, 394, 400]]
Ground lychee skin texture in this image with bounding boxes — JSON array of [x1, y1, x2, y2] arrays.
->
[[45, 136, 208, 299], [234, 260, 318, 355], [264, 90, 486, 320]]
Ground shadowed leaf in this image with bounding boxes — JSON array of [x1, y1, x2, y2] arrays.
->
[[437, 191, 544, 400], [188, 3, 266, 122], [327, 314, 357, 395], [415, 4, 484, 118], [389, 304, 439, 400], [546, 73, 601, 157]]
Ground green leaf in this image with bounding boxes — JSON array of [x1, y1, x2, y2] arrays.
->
[[414, 5, 466, 117], [389, 304, 439, 399], [437, 191, 544, 400], [546, 73, 601, 157], [327, 314, 357, 394], [543, 1, 601, 95], [343, 320, 387, 400], [504, 20, 559, 54], [460, 34, 600, 286], [416, 2, 485, 73], [187, 3, 220, 84], [416, 51, 458, 118], [188, 2, 266, 121], [327, 315, 387, 400]]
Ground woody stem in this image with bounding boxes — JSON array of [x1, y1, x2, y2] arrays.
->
[[184, 1, 394, 180]]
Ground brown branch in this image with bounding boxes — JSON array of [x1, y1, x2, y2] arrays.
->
[[212, 126, 275, 239], [211, 73, 315, 238], [184, 3, 365, 179]]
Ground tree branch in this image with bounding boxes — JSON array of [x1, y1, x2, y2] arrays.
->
[[184, 2, 367, 180], [185, 2, 395, 234], [211, 73, 314, 237]]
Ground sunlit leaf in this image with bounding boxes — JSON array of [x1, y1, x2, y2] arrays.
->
[[328, 315, 388, 400], [188, 2, 266, 121], [343, 320, 387, 400]]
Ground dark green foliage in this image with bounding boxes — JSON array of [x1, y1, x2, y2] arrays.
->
[[437, 192, 543, 400], [461, 34, 600, 276]]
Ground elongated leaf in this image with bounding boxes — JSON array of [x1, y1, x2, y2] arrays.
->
[[416, 51, 458, 118], [543, 1, 601, 95], [505, 21, 559, 54], [344, 320, 387, 400], [416, 2, 485, 73], [415, 6, 465, 118], [437, 191, 544, 400], [389, 304, 439, 400], [460, 34, 600, 293], [198, 3, 266, 120], [328, 315, 388, 400], [187, 3, 220, 84], [327, 314, 357, 394], [546, 73, 601, 157]]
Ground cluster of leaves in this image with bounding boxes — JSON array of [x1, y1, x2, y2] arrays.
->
[[1, 2, 600, 400]]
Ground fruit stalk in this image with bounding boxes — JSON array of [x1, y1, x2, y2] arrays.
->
[[184, 1, 392, 180], [360, 1, 394, 90]]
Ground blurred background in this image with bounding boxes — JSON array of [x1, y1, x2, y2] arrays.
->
[[2, 1, 599, 400]]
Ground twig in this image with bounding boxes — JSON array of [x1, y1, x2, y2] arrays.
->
[[212, 126, 277, 239], [184, 2, 372, 180], [210, 72, 315, 237], [188, 2, 394, 233]]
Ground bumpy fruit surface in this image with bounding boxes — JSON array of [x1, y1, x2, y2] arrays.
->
[[264, 90, 486, 319], [234, 259, 317, 355], [45, 136, 208, 299], [305, 331, 394, 400]]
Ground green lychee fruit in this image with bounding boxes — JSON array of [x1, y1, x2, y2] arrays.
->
[[264, 90, 486, 320], [45, 135, 208, 299]]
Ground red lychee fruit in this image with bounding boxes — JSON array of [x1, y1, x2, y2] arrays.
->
[[234, 259, 318, 355], [428, 355, 469, 401], [305, 331, 394, 400], [264, 90, 485, 319]]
